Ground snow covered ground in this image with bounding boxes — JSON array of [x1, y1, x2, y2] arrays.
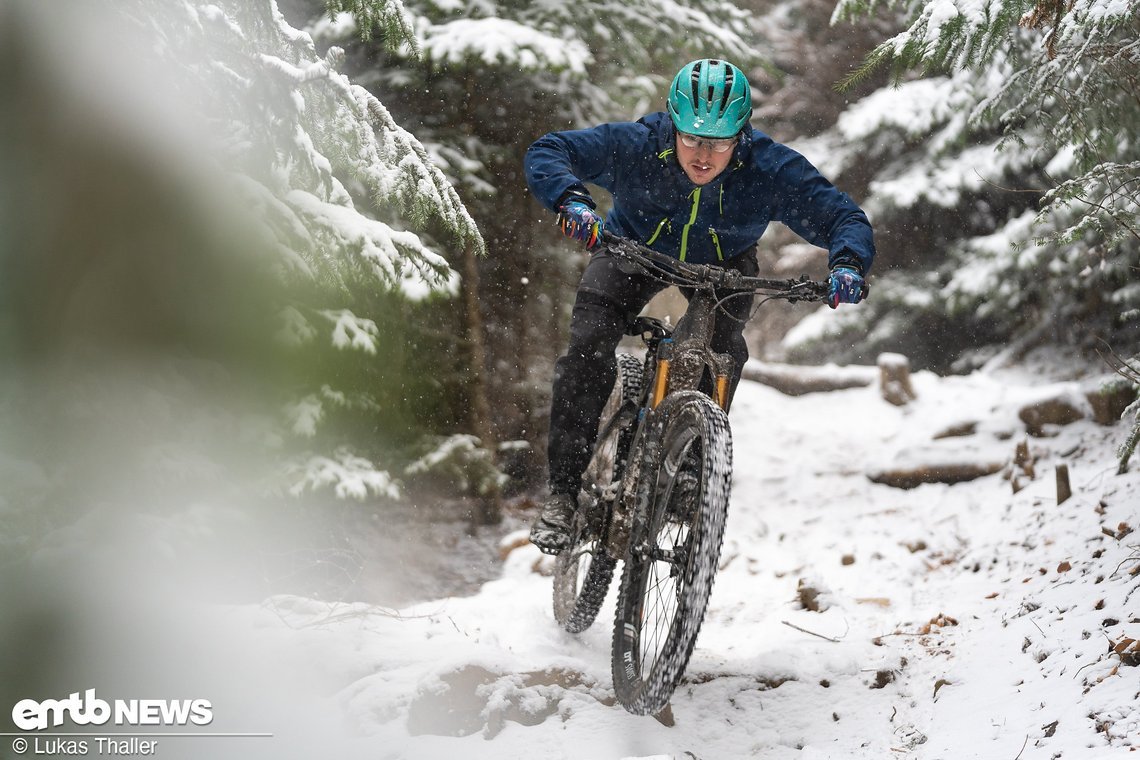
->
[[5, 357, 1136, 760], [211, 358, 1138, 760]]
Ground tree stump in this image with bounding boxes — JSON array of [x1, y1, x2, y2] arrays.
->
[[878, 353, 917, 406], [1011, 439, 1035, 494], [1056, 464, 1072, 505], [1014, 439, 1035, 479]]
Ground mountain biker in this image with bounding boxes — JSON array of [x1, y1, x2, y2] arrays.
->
[[524, 58, 876, 554]]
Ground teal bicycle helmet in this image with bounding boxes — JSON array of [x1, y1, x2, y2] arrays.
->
[[666, 59, 752, 138]]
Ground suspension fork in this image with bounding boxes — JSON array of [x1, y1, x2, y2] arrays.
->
[[655, 288, 733, 410]]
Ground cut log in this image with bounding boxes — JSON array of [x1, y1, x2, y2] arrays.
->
[[1082, 376, 1138, 425], [868, 461, 1004, 489], [933, 421, 978, 439], [740, 360, 877, 396]]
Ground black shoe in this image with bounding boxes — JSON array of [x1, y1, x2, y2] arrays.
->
[[530, 492, 577, 555]]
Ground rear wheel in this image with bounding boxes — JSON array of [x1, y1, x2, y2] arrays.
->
[[611, 391, 732, 714], [553, 353, 643, 633]]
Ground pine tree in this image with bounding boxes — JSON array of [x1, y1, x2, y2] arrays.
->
[[131, 0, 486, 501], [784, 0, 1139, 371]]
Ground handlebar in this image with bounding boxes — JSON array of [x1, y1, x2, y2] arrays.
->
[[599, 231, 830, 304]]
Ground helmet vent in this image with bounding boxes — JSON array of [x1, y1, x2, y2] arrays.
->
[[720, 67, 734, 113]]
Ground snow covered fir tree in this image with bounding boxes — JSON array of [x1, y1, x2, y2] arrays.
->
[[820, 0, 1140, 462], [801, 0, 1140, 374]]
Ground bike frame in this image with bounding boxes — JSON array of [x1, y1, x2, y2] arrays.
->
[[554, 233, 837, 713], [595, 232, 828, 559]]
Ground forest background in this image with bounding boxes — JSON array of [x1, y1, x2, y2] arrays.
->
[[0, 0, 1136, 577], [287, 0, 1140, 518]]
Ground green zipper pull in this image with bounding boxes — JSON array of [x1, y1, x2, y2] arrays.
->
[[679, 187, 701, 262], [646, 217, 669, 246], [709, 228, 723, 261]]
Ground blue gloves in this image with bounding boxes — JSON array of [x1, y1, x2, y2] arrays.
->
[[828, 265, 865, 308], [558, 200, 604, 249]]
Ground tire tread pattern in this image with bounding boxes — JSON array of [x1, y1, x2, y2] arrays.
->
[[552, 353, 644, 633], [610, 391, 732, 715]]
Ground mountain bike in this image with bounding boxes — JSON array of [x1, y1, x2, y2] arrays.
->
[[552, 231, 829, 715]]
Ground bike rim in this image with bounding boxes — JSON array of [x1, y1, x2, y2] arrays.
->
[[634, 432, 703, 676], [569, 533, 601, 586]]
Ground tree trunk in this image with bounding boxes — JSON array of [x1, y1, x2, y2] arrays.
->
[[462, 241, 501, 524]]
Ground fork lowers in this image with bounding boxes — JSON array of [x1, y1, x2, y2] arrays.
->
[[651, 340, 673, 408], [714, 374, 729, 410]]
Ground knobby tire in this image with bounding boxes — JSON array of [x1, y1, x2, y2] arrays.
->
[[553, 353, 644, 634], [610, 391, 733, 715]]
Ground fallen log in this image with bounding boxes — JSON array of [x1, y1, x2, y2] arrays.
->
[[741, 360, 877, 396], [868, 461, 1005, 489]]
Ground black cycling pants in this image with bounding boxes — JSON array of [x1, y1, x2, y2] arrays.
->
[[547, 247, 759, 494]]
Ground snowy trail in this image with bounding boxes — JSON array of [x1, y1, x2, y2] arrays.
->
[[232, 367, 1139, 760]]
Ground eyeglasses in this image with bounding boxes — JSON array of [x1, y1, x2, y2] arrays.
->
[[678, 132, 738, 153]]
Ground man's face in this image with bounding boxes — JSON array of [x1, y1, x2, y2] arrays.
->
[[675, 131, 737, 186]]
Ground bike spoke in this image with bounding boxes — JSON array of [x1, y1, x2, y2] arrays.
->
[[643, 560, 676, 669], [638, 517, 691, 673]]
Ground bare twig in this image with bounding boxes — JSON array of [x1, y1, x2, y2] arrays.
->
[[782, 620, 843, 642], [1095, 338, 1140, 384], [1073, 656, 1105, 679], [1112, 554, 1140, 576], [1013, 734, 1029, 760]]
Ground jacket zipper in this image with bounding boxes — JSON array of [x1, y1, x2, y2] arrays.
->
[[679, 187, 701, 262], [709, 228, 724, 261], [645, 217, 670, 246]]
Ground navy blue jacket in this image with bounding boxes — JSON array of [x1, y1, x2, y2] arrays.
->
[[525, 112, 875, 272]]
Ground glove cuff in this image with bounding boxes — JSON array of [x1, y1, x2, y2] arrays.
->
[[829, 250, 865, 276], [556, 189, 596, 212]]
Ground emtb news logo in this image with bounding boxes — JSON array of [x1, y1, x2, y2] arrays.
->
[[11, 690, 213, 731]]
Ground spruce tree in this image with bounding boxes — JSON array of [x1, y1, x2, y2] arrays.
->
[[2, 0, 486, 506], [786, 0, 1139, 372]]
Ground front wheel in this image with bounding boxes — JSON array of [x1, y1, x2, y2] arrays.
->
[[611, 391, 732, 715]]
